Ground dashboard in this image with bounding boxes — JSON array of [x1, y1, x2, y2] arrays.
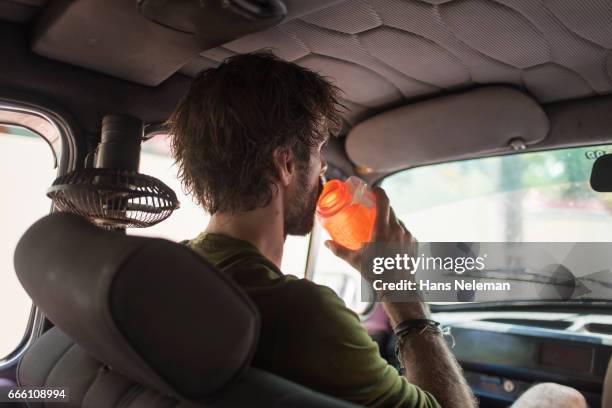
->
[[381, 311, 612, 407]]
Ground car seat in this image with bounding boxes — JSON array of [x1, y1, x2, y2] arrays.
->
[[13, 212, 358, 408]]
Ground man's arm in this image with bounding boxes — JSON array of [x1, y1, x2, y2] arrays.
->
[[383, 301, 476, 408], [282, 279, 441, 408], [326, 187, 476, 408]]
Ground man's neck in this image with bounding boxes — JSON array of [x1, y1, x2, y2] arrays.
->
[[205, 204, 286, 268]]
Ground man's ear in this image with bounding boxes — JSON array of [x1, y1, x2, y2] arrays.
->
[[273, 146, 295, 187]]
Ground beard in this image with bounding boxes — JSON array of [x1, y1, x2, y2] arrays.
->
[[284, 172, 323, 236]]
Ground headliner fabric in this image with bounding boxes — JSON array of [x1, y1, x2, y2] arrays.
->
[[182, 0, 612, 124]]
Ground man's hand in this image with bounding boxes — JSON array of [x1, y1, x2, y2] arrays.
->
[[325, 187, 424, 318], [324, 187, 417, 282]]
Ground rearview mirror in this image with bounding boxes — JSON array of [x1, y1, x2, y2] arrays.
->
[[590, 153, 612, 192]]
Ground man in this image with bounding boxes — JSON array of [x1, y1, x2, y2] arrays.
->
[[169, 52, 585, 408]]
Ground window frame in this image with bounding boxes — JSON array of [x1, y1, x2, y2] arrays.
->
[[0, 99, 77, 369]]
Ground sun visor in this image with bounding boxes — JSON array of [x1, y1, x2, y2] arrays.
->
[[30, 0, 344, 86], [346, 87, 549, 173], [31, 0, 287, 86]]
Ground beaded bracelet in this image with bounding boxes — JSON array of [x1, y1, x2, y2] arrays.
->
[[393, 319, 454, 371], [393, 319, 441, 337]]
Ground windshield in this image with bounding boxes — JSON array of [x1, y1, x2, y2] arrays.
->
[[382, 145, 612, 243], [381, 145, 612, 305]]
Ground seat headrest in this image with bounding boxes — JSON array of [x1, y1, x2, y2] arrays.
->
[[14, 213, 259, 401]]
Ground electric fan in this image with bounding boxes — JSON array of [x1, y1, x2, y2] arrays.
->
[[47, 115, 179, 228]]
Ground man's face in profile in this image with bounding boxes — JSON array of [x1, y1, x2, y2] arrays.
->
[[284, 141, 327, 236]]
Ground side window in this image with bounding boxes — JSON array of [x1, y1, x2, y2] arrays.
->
[[281, 235, 309, 279], [311, 226, 373, 315], [135, 133, 310, 278], [0, 121, 60, 360]]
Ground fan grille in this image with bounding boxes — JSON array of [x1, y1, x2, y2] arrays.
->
[[48, 168, 180, 228]]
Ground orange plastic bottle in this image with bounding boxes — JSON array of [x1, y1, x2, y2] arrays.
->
[[316, 176, 377, 251]]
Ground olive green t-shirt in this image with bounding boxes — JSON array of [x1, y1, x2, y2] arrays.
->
[[185, 232, 440, 408]]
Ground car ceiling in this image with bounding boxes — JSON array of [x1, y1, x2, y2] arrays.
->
[[184, 0, 612, 125], [1, 0, 612, 176]]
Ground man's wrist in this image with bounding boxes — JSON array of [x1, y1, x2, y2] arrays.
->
[[382, 299, 430, 326]]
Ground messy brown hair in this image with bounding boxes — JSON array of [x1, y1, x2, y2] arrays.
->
[[168, 52, 343, 214]]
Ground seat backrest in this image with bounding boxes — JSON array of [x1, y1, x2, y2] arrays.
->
[[14, 213, 358, 408], [18, 327, 355, 408]]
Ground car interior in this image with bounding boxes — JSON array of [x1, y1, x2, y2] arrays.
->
[[2, 0, 612, 407]]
